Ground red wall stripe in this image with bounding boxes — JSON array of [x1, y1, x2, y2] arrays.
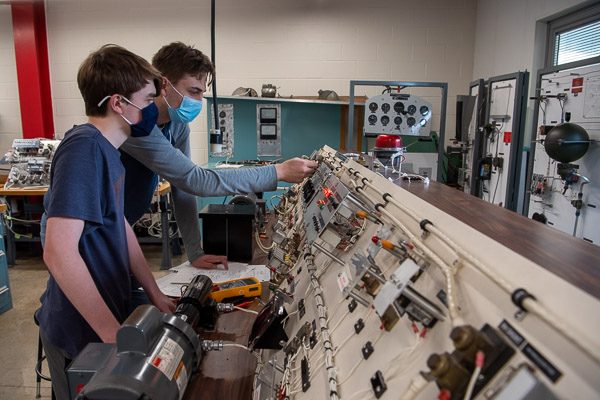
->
[[11, 0, 54, 139]]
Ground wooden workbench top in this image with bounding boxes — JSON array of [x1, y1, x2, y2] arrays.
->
[[0, 182, 171, 197]]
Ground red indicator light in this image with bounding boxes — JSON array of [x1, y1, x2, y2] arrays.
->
[[323, 188, 332, 198]]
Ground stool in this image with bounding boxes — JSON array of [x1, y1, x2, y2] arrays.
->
[[33, 309, 51, 398]]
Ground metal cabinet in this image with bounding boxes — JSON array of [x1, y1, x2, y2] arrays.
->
[[0, 220, 12, 314]]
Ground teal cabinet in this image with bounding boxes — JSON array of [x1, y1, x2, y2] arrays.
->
[[0, 221, 12, 314]]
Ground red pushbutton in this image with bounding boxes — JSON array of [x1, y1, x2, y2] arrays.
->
[[371, 236, 380, 244]]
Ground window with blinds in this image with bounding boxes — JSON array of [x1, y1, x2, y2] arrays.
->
[[554, 19, 600, 66]]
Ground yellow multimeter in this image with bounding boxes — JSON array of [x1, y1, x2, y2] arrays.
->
[[210, 277, 262, 302]]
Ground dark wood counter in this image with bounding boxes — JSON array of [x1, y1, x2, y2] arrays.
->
[[183, 294, 263, 400], [183, 234, 270, 400], [391, 177, 600, 300]]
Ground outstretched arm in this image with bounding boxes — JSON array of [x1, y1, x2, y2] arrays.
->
[[121, 126, 278, 196], [121, 125, 318, 196]]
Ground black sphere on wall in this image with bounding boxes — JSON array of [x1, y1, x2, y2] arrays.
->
[[544, 123, 590, 163]]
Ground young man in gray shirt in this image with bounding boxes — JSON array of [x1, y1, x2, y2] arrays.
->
[[120, 42, 317, 270]]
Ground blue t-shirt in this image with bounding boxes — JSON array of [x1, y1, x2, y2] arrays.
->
[[120, 122, 171, 224], [38, 124, 131, 358]]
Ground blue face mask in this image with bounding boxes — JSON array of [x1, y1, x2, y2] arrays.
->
[[163, 80, 203, 124], [98, 95, 158, 137]]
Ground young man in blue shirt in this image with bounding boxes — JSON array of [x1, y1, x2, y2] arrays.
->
[[120, 42, 318, 270], [38, 45, 176, 399]]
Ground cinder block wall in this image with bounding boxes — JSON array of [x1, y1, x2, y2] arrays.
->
[[0, 7, 20, 153], [1, 0, 479, 163]]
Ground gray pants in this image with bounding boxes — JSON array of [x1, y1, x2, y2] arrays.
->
[[39, 326, 72, 400]]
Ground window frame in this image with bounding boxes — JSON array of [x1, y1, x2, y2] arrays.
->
[[546, 2, 600, 68]]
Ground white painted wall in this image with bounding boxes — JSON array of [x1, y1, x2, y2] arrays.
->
[[37, 0, 477, 164], [0, 6, 21, 154], [472, 0, 590, 80], [2, 0, 595, 165]]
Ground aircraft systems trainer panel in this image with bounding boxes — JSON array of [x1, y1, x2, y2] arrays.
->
[[250, 145, 600, 400]]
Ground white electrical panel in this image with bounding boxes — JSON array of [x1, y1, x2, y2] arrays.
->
[[527, 62, 600, 245], [251, 145, 600, 400], [480, 79, 516, 207]]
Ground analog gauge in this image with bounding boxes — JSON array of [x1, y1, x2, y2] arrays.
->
[[381, 116, 390, 125], [369, 102, 378, 112], [394, 102, 404, 113], [420, 106, 429, 116], [407, 105, 417, 115], [220, 119, 226, 126], [407, 117, 416, 127], [381, 103, 391, 113], [394, 116, 402, 125], [368, 115, 377, 124], [219, 111, 227, 118], [420, 118, 427, 126]]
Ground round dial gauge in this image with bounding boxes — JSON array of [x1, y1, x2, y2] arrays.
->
[[381, 116, 390, 125], [407, 105, 417, 115], [369, 103, 378, 112], [368, 115, 378, 124], [381, 103, 391, 113], [420, 106, 429, 116], [394, 102, 405, 113], [407, 117, 416, 127], [394, 116, 402, 126]]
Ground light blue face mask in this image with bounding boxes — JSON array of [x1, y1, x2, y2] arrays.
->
[[163, 80, 203, 124]]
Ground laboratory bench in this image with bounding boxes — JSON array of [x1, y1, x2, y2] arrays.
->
[[0, 182, 180, 269]]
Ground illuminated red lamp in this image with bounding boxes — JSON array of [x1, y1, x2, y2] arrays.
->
[[374, 135, 403, 168], [375, 135, 402, 149]]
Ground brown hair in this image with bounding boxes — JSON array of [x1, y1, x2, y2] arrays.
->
[[152, 42, 215, 86], [77, 44, 162, 116]]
